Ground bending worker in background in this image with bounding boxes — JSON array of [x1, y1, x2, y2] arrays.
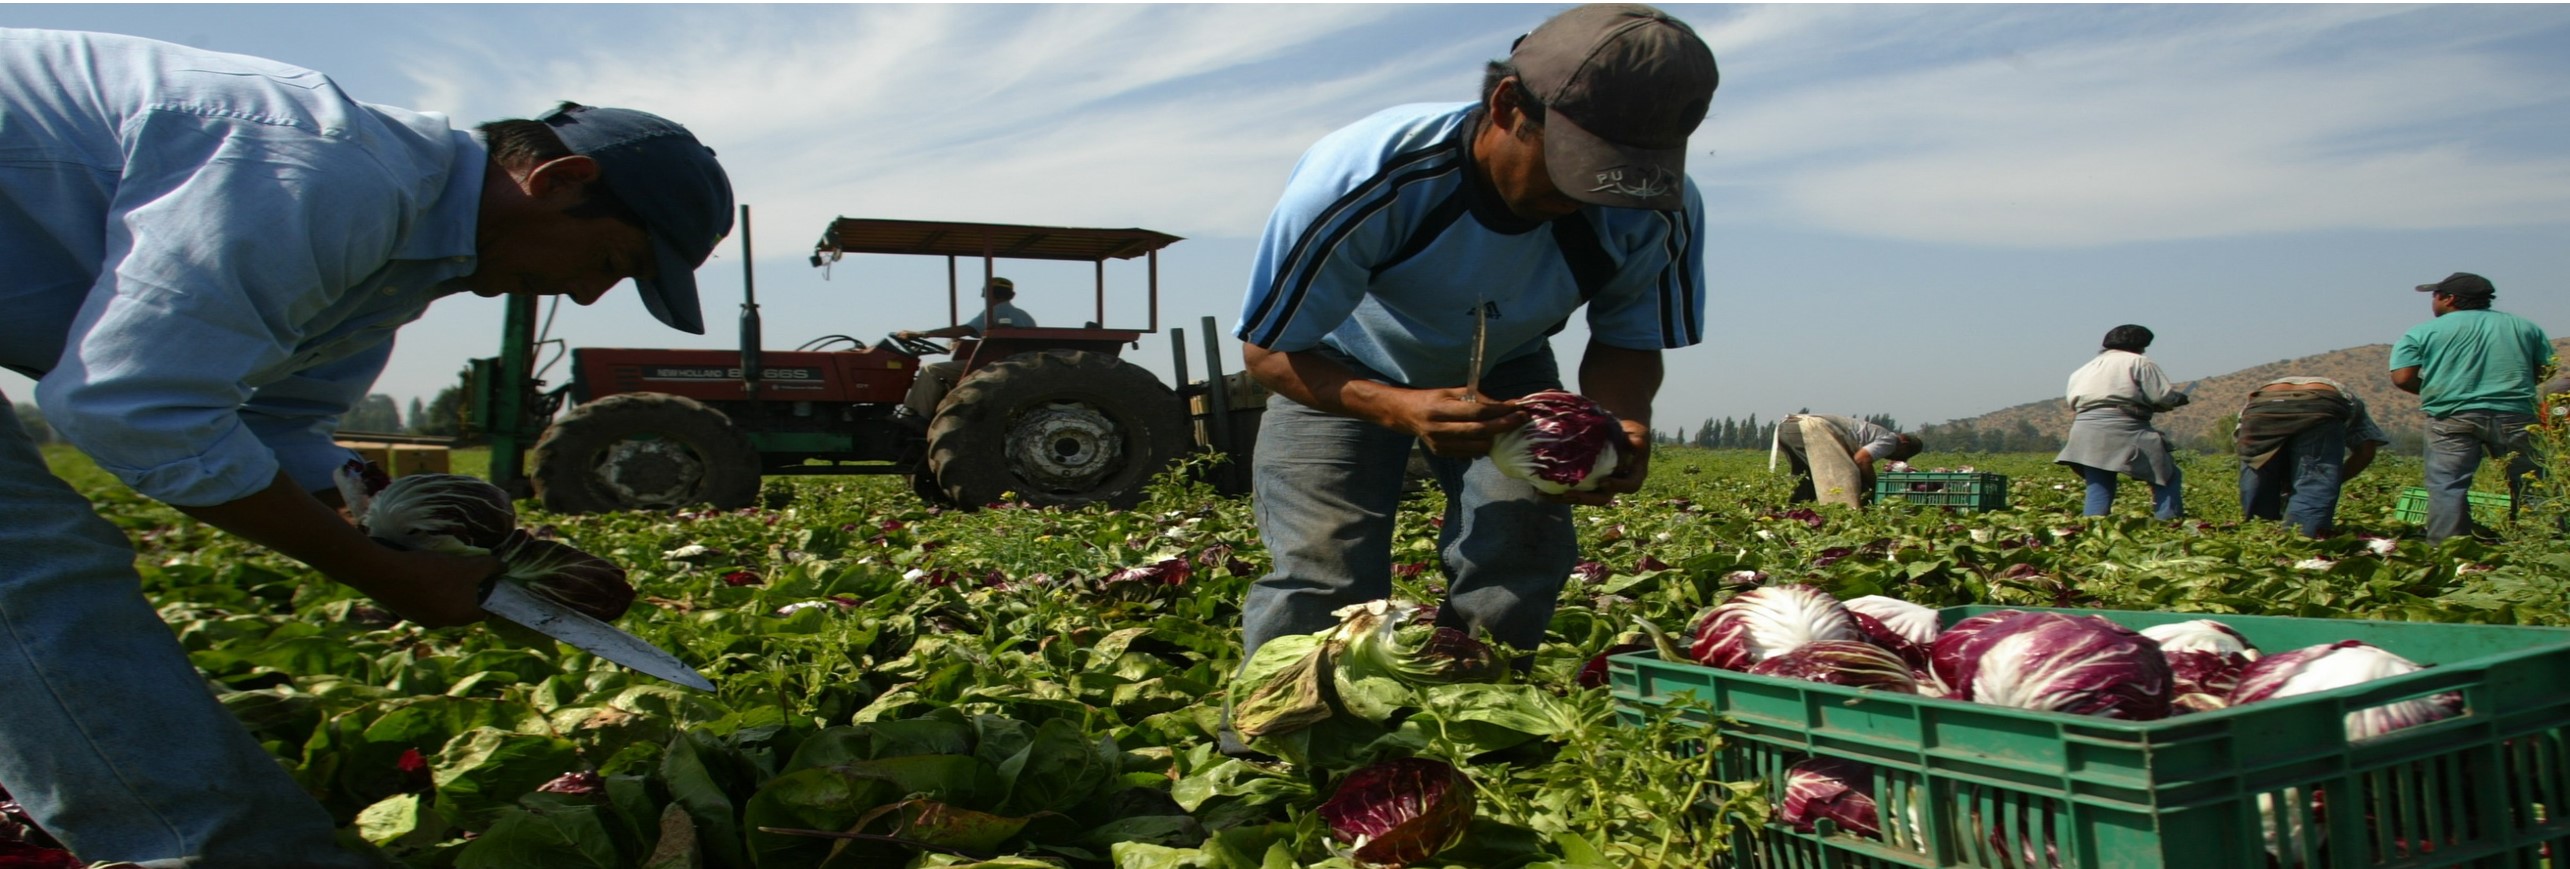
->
[[2056, 324, 2191, 519], [2235, 377, 2390, 537], [0, 29, 731, 867], [2391, 272, 2552, 542], [1777, 413, 1922, 508], [1224, 4, 1715, 755]]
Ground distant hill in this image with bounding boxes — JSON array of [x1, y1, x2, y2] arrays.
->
[[1919, 339, 2570, 452]]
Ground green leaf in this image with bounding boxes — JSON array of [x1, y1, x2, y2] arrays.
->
[[741, 766, 899, 868], [1082, 814, 1206, 850], [641, 803, 704, 869], [888, 798, 1033, 853], [354, 792, 447, 848], [661, 729, 753, 869], [997, 718, 1118, 816], [430, 727, 582, 827], [454, 804, 623, 869], [1110, 842, 1210, 869]]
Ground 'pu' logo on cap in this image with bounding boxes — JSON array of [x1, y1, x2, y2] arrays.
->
[[1590, 166, 1676, 199]]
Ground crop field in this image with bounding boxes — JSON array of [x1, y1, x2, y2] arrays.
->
[[34, 444, 2570, 868]]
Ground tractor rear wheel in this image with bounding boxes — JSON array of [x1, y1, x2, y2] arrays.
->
[[924, 350, 1190, 508], [532, 392, 762, 514]]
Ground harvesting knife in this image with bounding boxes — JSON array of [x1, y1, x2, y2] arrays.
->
[[1463, 303, 1488, 402], [479, 580, 718, 691]]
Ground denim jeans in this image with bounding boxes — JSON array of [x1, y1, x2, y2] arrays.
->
[[0, 392, 379, 869], [1238, 350, 1578, 662], [2239, 420, 2348, 536], [2074, 462, 2183, 520], [2422, 410, 2539, 542]]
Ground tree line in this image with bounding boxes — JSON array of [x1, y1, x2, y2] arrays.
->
[[1652, 412, 1902, 450]]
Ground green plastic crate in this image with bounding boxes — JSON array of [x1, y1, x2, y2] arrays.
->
[[1608, 606, 2570, 868], [1875, 472, 2010, 511], [2391, 486, 2515, 525]]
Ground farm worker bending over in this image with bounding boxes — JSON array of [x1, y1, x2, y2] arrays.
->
[[0, 30, 730, 867], [897, 277, 1037, 421], [1226, 4, 1713, 756], [2056, 324, 2191, 520], [1777, 414, 1923, 508], [2391, 272, 2552, 542], [2235, 377, 2390, 537]]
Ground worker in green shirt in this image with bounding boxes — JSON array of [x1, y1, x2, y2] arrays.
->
[[2390, 272, 2553, 541]]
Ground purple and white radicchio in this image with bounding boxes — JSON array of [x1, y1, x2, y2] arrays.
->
[[1843, 596, 1940, 647], [1488, 390, 1622, 495], [1779, 757, 1881, 838], [1954, 612, 2173, 720], [1747, 640, 1921, 694], [1688, 585, 1859, 671], [1316, 757, 1476, 867], [1925, 609, 2026, 698], [2141, 619, 2260, 714], [2229, 640, 2460, 740]]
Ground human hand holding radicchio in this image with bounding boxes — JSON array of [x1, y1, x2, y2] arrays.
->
[[1488, 390, 1639, 499], [337, 462, 637, 622]]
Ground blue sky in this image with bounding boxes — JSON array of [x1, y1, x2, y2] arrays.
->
[[7, 4, 2569, 436]]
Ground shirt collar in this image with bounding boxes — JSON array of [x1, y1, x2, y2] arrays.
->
[[389, 129, 486, 264]]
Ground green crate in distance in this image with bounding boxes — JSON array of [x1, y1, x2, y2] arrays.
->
[[2390, 486, 2514, 525], [1874, 471, 2009, 511]]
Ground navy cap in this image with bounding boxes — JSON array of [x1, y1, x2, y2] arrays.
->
[[539, 103, 734, 334]]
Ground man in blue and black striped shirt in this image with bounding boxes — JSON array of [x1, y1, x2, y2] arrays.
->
[[1227, 4, 1715, 751]]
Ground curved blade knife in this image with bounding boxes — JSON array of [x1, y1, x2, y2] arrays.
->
[[480, 581, 717, 692]]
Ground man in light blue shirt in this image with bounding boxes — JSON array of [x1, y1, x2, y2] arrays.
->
[[0, 29, 731, 867], [1224, 5, 1713, 756]]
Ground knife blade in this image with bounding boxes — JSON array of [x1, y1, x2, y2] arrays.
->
[[480, 581, 718, 692], [1463, 303, 1488, 402]]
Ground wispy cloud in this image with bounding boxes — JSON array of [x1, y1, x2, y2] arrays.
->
[[392, 5, 1480, 238], [1691, 4, 2570, 247]]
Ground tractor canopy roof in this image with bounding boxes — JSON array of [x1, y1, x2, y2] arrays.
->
[[812, 218, 1181, 264]]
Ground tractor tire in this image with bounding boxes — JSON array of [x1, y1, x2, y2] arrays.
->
[[532, 392, 762, 514], [924, 350, 1190, 509]]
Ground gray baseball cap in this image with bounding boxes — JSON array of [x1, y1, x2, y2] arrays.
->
[[1509, 4, 1719, 211], [539, 103, 734, 335]]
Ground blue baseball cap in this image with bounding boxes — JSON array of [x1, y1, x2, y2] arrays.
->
[[539, 103, 734, 334]]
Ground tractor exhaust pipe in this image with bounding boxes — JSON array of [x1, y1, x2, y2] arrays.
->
[[738, 204, 763, 405]]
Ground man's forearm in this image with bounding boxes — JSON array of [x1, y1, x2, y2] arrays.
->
[[173, 471, 384, 578], [1576, 342, 1663, 429], [1244, 343, 1402, 427]]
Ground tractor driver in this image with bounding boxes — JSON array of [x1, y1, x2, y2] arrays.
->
[[896, 277, 1037, 423], [0, 30, 731, 867]]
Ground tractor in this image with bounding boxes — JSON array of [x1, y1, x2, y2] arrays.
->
[[463, 210, 1260, 513]]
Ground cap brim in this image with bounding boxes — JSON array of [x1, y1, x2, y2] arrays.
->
[[1542, 111, 1689, 211], [2415, 283, 2442, 293], [635, 235, 706, 334]]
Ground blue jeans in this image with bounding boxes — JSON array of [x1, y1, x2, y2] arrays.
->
[[2239, 420, 2348, 536], [1239, 351, 1578, 661], [2074, 462, 2183, 520], [2422, 410, 2538, 542], [0, 392, 379, 868]]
